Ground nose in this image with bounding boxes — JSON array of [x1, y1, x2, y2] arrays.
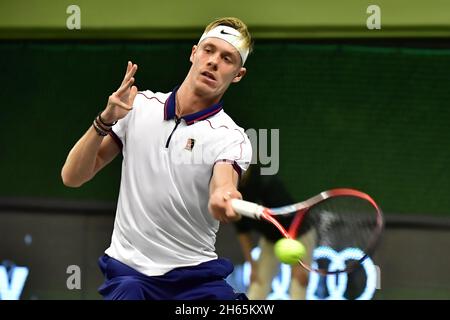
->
[[207, 53, 219, 70]]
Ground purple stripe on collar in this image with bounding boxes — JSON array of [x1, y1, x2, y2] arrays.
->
[[164, 85, 223, 125]]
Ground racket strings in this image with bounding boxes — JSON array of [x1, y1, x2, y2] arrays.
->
[[301, 196, 381, 272]]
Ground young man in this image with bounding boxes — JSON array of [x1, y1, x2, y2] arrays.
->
[[61, 17, 253, 300]]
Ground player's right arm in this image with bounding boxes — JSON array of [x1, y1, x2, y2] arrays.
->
[[61, 61, 138, 187]]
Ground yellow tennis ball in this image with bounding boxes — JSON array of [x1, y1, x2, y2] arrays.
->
[[274, 238, 306, 265]]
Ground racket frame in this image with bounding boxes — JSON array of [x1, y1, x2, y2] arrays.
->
[[232, 188, 384, 275]]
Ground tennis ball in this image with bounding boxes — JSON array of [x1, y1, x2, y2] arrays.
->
[[274, 238, 306, 265]]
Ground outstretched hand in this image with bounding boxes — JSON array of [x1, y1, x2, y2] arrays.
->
[[101, 61, 139, 123]]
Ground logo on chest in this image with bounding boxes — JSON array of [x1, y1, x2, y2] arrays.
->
[[184, 138, 196, 151]]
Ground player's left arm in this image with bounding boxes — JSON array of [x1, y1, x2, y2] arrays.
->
[[208, 163, 242, 223]]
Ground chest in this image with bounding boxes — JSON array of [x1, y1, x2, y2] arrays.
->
[[126, 109, 226, 168]]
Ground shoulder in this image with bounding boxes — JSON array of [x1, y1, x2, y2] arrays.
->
[[133, 90, 170, 107], [203, 110, 248, 139]]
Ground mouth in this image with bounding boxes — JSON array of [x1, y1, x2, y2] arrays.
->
[[201, 71, 216, 82]]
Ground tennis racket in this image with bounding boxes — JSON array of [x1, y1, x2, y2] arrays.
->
[[231, 188, 384, 275]]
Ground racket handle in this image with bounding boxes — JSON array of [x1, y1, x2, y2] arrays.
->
[[231, 199, 264, 220]]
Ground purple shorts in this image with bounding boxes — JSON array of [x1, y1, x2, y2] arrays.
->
[[98, 254, 247, 300]]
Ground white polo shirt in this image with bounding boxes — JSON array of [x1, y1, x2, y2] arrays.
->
[[105, 86, 252, 276]]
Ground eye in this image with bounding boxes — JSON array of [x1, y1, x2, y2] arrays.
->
[[204, 47, 212, 53], [224, 56, 232, 63]]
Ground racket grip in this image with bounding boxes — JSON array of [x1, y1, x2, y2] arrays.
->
[[231, 199, 264, 220]]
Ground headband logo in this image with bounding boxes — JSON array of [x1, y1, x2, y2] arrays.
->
[[220, 29, 237, 37]]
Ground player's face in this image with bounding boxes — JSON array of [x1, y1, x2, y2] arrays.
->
[[189, 38, 246, 98]]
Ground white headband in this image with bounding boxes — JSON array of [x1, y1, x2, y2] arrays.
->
[[198, 25, 249, 65]]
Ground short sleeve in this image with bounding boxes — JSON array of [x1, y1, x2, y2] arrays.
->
[[215, 129, 252, 177], [109, 111, 131, 149], [108, 90, 152, 148]]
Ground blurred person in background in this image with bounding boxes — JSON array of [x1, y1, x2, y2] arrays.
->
[[234, 164, 314, 299]]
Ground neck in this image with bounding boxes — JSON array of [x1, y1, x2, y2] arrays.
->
[[176, 81, 222, 117]]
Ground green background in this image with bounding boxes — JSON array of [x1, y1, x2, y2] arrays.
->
[[1, 1, 449, 216], [1, 41, 449, 216]]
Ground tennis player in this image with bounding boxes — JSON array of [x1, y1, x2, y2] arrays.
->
[[61, 17, 253, 300]]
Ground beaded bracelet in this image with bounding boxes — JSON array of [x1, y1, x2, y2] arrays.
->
[[92, 120, 109, 136], [98, 111, 118, 127], [95, 117, 111, 132]]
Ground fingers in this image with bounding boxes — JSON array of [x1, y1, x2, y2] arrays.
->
[[120, 61, 132, 87], [126, 63, 138, 82], [209, 189, 242, 223], [119, 62, 138, 91], [117, 77, 135, 96], [224, 189, 242, 201], [225, 203, 240, 222], [128, 86, 139, 105], [224, 190, 242, 221], [114, 100, 133, 111], [223, 191, 232, 201], [124, 61, 137, 79], [208, 202, 227, 223]]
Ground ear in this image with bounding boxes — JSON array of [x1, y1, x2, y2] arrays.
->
[[231, 67, 247, 83], [190, 45, 197, 63]]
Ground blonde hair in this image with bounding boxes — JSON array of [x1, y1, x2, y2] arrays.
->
[[204, 17, 253, 54]]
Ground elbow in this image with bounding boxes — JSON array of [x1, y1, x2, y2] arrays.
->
[[61, 168, 84, 188]]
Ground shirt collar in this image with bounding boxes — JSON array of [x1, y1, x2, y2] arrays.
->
[[164, 85, 223, 125]]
